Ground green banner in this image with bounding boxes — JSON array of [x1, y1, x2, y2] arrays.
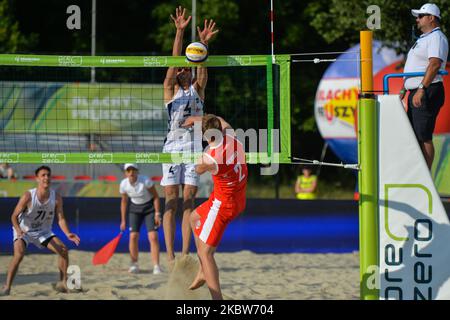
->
[[432, 134, 450, 196], [0, 54, 272, 68], [1, 82, 166, 134]]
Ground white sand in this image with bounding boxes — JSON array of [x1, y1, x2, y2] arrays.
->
[[0, 250, 360, 300]]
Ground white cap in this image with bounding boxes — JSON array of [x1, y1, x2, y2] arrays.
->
[[124, 163, 138, 170], [411, 3, 441, 19]]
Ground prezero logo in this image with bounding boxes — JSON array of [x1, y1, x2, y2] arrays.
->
[[383, 184, 433, 300]]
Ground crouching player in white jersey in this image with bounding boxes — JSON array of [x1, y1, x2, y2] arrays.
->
[[0, 166, 80, 296], [119, 163, 162, 275], [161, 6, 218, 263]]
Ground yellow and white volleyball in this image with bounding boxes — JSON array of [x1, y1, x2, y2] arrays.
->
[[185, 42, 208, 63]]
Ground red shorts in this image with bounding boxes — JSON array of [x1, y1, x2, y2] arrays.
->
[[194, 194, 245, 247]]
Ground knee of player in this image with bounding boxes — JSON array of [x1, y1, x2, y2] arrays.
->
[[189, 211, 200, 226], [165, 199, 178, 212], [183, 188, 197, 200], [164, 187, 179, 199], [182, 199, 195, 211], [60, 245, 69, 259], [198, 244, 214, 258], [129, 232, 140, 240], [14, 250, 25, 262], [148, 231, 158, 242]]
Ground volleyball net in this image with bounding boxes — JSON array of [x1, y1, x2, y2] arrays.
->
[[0, 54, 291, 164]]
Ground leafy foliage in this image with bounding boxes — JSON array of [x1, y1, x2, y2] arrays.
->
[[0, 0, 38, 52], [306, 0, 450, 54]]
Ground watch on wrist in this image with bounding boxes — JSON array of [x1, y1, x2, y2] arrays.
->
[[418, 83, 427, 90]]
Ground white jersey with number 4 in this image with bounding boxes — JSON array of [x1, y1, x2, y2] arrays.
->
[[163, 85, 204, 153], [19, 188, 56, 233]]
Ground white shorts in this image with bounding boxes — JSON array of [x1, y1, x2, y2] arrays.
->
[[13, 228, 56, 249], [161, 163, 199, 187]]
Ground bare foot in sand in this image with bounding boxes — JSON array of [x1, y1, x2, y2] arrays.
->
[[0, 286, 10, 296], [167, 259, 175, 273], [189, 269, 206, 290], [53, 281, 68, 293]]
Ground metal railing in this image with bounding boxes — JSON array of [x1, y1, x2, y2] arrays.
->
[[383, 70, 448, 94]]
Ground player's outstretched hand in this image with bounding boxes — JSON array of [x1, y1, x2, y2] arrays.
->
[[67, 233, 80, 246], [197, 19, 219, 44], [170, 6, 191, 30]]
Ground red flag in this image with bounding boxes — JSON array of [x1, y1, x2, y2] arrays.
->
[[92, 232, 123, 265]]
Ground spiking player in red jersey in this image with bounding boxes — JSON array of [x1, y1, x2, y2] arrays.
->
[[181, 114, 247, 300]]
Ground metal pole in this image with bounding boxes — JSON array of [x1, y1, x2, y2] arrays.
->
[[91, 0, 96, 83], [358, 30, 378, 300]]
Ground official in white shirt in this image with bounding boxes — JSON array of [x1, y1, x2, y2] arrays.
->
[[120, 163, 162, 275], [401, 3, 448, 169]]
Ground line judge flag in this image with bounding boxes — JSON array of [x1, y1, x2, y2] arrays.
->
[[92, 232, 123, 265]]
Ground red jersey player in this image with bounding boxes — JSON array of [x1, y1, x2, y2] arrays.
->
[[182, 114, 247, 300]]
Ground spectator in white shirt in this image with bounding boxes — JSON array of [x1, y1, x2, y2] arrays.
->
[[400, 3, 448, 169]]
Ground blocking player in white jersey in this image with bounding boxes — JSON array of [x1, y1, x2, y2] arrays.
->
[[161, 6, 218, 263], [0, 166, 80, 296]]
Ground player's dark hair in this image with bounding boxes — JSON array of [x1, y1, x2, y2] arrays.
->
[[35, 165, 51, 176]]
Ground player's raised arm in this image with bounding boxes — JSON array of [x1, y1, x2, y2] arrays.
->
[[182, 114, 233, 134], [195, 19, 219, 100], [164, 6, 192, 103], [195, 153, 218, 175], [216, 116, 233, 133], [11, 191, 31, 238], [55, 194, 80, 246]]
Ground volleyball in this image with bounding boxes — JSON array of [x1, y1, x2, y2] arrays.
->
[[185, 42, 208, 63]]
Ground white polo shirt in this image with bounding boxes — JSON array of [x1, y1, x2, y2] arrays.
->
[[119, 175, 154, 205], [404, 27, 448, 90]]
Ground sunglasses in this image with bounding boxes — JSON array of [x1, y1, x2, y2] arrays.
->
[[177, 67, 191, 72], [417, 14, 431, 19]]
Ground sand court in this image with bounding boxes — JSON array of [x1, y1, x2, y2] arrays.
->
[[0, 250, 360, 300]]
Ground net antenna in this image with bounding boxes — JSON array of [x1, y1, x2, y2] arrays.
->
[[91, 0, 96, 83], [191, 0, 197, 78], [270, 0, 275, 64]]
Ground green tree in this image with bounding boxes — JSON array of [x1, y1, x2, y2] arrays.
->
[[306, 0, 450, 54], [0, 0, 38, 52], [150, 0, 239, 54]]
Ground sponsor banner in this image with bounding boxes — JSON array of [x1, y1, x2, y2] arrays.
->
[[0, 82, 166, 134], [0, 54, 272, 68], [315, 78, 359, 139], [378, 95, 450, 300]]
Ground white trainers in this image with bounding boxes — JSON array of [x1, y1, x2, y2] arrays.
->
[[153, 265, 162, 275], [128, 263, 139, 274]]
